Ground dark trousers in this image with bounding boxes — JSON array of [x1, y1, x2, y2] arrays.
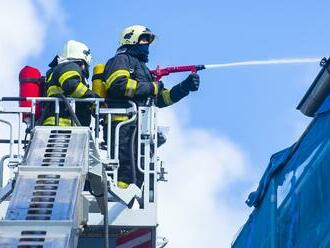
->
[[105, 121, 143, 186]]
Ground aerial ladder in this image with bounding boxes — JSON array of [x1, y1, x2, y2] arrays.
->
[[0, 97, 168, 248]]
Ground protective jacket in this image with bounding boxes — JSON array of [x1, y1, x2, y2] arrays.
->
[[103, 49, 191, 109], [42, 61, 96, 126]]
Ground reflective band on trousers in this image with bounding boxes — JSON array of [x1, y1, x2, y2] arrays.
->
[[105, 69, 130, 90], [42, 116, 72, 126], [47, 85, 63, 96], [71, 82, 88, 98], [58, 70, 81, 86], [125, 79, 137, 97], [112, 115, 129, 121], [104, 115, 129, 124], [161, 89, 173, 105]]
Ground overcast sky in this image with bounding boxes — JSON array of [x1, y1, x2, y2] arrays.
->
[[0, 0, 328, 247]]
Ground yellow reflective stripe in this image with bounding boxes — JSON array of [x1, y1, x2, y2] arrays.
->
[[104, 115, 129, 123], [125, 79, 137, 97], [117, 181, 129, 189], [152, 82, 158, 96], [161, 89, 173, 105], [47, 85, 63, 96], [105, 70, 130, 90], [112, 115, 129, 121], [71, 82, 88, 98], [47, 72, 53, 83], [58, 71, 81, 86], [42, 116, 72, 126]]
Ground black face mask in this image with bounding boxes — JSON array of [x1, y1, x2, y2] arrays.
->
[[126, 44, 150, 62]]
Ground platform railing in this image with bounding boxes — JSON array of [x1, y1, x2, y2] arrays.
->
[[0, 97, 148, 190]]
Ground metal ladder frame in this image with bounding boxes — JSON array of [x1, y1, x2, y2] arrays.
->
[[0, 97, 167, 247]]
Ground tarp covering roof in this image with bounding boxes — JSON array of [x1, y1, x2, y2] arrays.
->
[[245, 145, 293, 207], [233, 109, 330, 247]]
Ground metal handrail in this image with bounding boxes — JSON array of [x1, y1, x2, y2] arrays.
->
[[98, 101, 137, 185], [0, 98, 145, 187], [0, 119, 13, 159], [0, 97, 138, 167], [0, 97, 105, 138]]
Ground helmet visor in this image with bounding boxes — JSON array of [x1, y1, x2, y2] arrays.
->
[[138, 32, 156, 44]]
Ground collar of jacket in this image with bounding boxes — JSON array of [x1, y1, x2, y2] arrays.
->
[[116, 45, 149, 63]]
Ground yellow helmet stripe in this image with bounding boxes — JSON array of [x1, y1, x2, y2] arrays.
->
[[58, 71, 81, 86], [105, 69, 130, 90]]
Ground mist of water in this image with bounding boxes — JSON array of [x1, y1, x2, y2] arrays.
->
[[204, 58, 321, 69]]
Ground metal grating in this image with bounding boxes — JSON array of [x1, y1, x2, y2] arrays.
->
[[42, 130, 72, 167], [0, 127, 90, 248], [18, 230, 47, 248], [26, 174, 60, 221]]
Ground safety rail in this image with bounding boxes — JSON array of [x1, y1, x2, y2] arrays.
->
[[0, 97, 161, 186], [0, 97, 105, 189], [0, 96, 165, 198], [0, 96, 167, 248], [0, 96, 104, 126]]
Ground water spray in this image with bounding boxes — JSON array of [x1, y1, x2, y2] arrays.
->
[[204, 58, 321, 69], [151, 57, 322, 81]]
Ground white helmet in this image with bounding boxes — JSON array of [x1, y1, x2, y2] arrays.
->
[[58, 40, 92, 65], [119, 25, 155, 46]]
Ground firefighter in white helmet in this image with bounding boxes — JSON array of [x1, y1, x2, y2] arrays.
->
[[42, 40, 99, 126], [100, 25, 200, 188]]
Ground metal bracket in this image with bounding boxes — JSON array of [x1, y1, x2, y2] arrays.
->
[[7, 158, 22, 169], [157, 161, 168, 182]]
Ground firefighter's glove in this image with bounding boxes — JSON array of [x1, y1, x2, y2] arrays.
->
[[181, 73, 200, 92]]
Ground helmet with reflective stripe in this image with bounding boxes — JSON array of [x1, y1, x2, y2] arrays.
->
[[58, 40, 92, 65], [119, 25, 155, 46]]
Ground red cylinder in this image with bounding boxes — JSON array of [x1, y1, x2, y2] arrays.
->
[[19, 66, 42, 122]]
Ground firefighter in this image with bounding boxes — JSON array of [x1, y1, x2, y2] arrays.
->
[[42, 40, 99, 126], [102, 25, 200, 188]]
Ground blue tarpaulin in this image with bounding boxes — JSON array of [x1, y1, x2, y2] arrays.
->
[[245, 145, 294, 207], [233, 110, 330, 248]]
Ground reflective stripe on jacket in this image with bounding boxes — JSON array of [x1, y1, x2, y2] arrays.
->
[[102, 52, 190, 109], [42, 62, 95, 126]]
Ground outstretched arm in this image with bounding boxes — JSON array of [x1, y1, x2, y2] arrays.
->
[[156, 73, 200, 108]]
